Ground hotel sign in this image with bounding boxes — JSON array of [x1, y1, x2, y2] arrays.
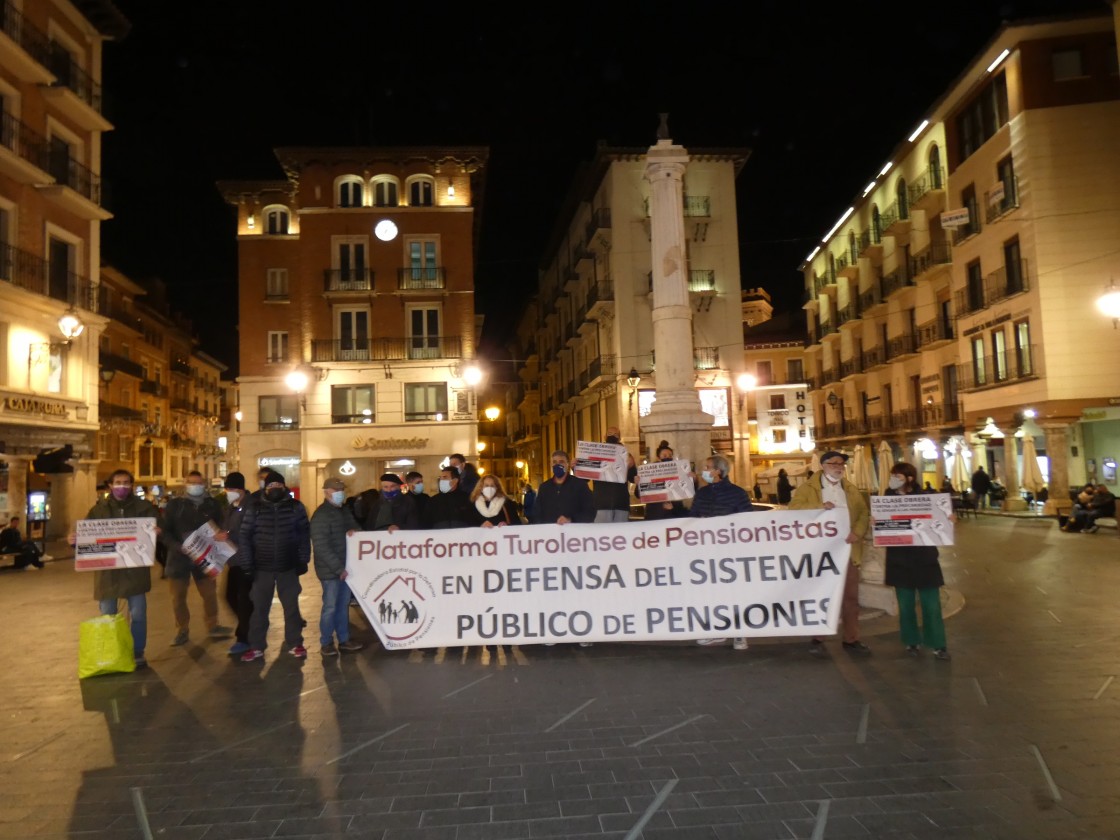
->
[[2, 396, 69, 417]]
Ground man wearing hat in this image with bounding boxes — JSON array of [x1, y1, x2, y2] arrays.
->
[[353, 473, 420, 532], [218, 472, 253, 655], [788, 450, 871, 656], [310, 477, 364, 656]]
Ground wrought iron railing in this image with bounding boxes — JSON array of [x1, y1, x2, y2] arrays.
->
[[957, 344, 1039, 391], [0, 111, 50, 171], [916, 319, 953, 348], [48, 45, 103, 112], [397, 267, 446, 290], [909, 242, 952, 278], [694, 347, 719, 370], [323, 269, 372, 292], [985, 175, 1019, 223], [689, 270, 716, 292], [311, 336, 462, 362], [886, 333, 918, 359]]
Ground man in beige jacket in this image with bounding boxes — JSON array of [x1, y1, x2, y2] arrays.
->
[[788, 450, 871, 655]]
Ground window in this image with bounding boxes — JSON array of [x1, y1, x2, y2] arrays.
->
[[1015, 320, 1033, 377], [929, 145, 943, 188], [996, 155, 1016, 211], [407, 305, 441, 359], [967, 260, 984, 312], [769, 394, 786, 411], [992, 329, 1008, 381], [1004, 237, 1023, 295], [1052, 48, 1084, 81], [786, 358, 804, 383], [338, 177, 363, 207], [960, 184, 980, 239], [408, 176, 435, 206], [259, 395, 300, 431], [331, 384, 375, 424], [266, 331, 288, 364], [266, 268, 289, 300], [338, 309, 370, 360], [120, 436, 131, 460], [405, 238, 440, 286], [372, 176, 399, 207], [896, 178, 909, 221], [98, 433, 109, 459], [971, 336, 987, 386], [956, 73, 1009, 162], [404, 383, 447, 421], [264, 206, 290, 235], [334, 240, 368, 288], [772, 429, 787, 444], [755, 360, 772, 385]]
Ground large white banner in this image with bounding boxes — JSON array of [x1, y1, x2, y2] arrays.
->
[[345, 509, 850, 649]]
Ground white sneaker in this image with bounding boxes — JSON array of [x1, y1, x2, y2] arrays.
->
[[732, 638, 748, 650], [696, 638, 728, 646]]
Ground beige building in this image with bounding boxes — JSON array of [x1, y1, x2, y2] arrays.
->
[[220, 147, 488, 500], [0, 0, 127, 539], [506, 144, 750, 485], [802, 11, 1120, 506]]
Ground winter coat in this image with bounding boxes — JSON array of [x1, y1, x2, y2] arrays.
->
[[788, 472, 869, 566], [220, 496, 248, 568], [239, 493, 311, 575], [777, 475, 793, 504], [160, 494, 224, 580], [353, 489, 420, 531], [310, 501, 359, 580], [691, 480, 754, 518], [424, 488, 478, 529], [86, 494, 158, 601], [882, 490, 944, 588], [532, 477, 595, 524]]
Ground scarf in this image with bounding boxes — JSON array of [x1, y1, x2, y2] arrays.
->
[[475, 495, 507, 520]]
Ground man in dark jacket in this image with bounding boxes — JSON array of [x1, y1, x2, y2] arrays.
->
[[311, 477, 363, 656], [691, 455, 754, 518], [218, 472, 252, 656], [161, 471, 232, 646], [1, 516, 43, 568], [1075, 484, 1117, 533], [970, 466, 992, 509], [354, 473, 420, 532], [424, 466, 477, 528], [449, 454, 480, 495], [405, 470, 429, 520], [533, 450, 595, 525], [592, 426, 636, 523], [82, 469, 158, 668], [239, 472, 311, 661]]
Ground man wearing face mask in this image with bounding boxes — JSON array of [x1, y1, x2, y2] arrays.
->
[[532, 450, 595, 525], [218, 472, 253, 656], [353, 473, 420, 533], [405, 470, 428, 520], [311, 478, 364, 656], [592, 426, 638, 523], [160, 471, 233, 647], [239, 472, 311, 661], [423, 466, 478, 529], [788, 450, 871, 656]]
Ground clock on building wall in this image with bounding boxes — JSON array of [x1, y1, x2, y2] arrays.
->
[[374, 219, 398, 241]]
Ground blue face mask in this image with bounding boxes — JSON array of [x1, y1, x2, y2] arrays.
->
[[382, 488, 400, 500], [701, 470, 714, 484], [552, 464, 567, 480], [438, 479, 453, 494], [186, 484, 205, 498], [330, 490, 346, 506], [412, 483, 424, 494]]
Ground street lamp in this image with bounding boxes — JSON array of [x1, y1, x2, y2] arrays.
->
[[627, 368, 641, 410], [1096, 278, 1120, 328], [484, 406, 500, 422]]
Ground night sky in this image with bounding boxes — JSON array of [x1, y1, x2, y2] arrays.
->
[[99, 0, 1107, 375]]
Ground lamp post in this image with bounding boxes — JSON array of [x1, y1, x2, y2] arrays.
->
[[1095, 278, 1120, 328], [736, 373, 757, 489]]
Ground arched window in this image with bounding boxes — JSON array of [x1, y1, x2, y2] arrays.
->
[[848, 230, 857, 263], [371, 175, 399, 207], [928, 145, 942, 189], [336, 176, 364, 208], [871, 206, 882, 243], [263, 205, 290, 235], [896, 179, 909, 220], [407, 175, 435, 207]]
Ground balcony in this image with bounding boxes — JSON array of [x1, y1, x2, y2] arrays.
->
[[101, 301, 142, 330], [0, 112, 50, 182], [916, 318, 954, 349], [892, 409, 923, 430], [881, 265, 914, 298], [954, 283, 986, 317], [259, 419, 299, 432], [986, 259, 1029, 304], [862, 346, 885, 369], [840, 357, 863, 378], [951, 212, 981, 245], [909, 242, 952, 279], [694, 347, 720, 370], [879, 200, 909, 234], [586, 277, 614, 317], [139, 380, 166, 397], [821, 367, 840, 386], [585, 208, 611, 245], [171, 399, 196, 413], [311, 335, 463, 362], [858, 280, 884, 313], [886, 333, 918, 360], [398, 267, 446, 290], [41, 48, 108, 131], [858, 227, 882, 256], [100, 401, 143, 421], [642, 194, 710, 218], [39, 153, 107, 220], [836, 301, 861, 326], [513, 423, 541, 443], [957, 344, 1040, 392], [815, 321, 838, 342], [99, 351, 144, 379], [907, 166, 946, 210], [0, 3, 53, 83], [688, 270, 716, 292], [985, 176, 1019, 223], [323, 268, 372, 292], [170, 359, 192, 377]]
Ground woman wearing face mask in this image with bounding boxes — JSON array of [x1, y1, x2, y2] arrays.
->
[[883, 462, 952, 660], [638, 441, 687, 520], [471, 475, 521, 528], [218, 473, 254, 656]]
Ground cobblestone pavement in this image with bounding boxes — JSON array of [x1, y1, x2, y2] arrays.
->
[[2, 517, 1119, 839]]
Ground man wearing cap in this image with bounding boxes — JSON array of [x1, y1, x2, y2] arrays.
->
[[311, 478, 364, 656], [217, 472, 253, 656], [354, 473, 420, 533], [239, 471, 311, 661], [424, 465, 477, 529], [789, 450, 871, 656]]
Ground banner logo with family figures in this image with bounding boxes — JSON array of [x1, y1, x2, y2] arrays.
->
[[354, 568, 437, 647]]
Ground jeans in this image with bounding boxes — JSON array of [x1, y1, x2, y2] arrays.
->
[[99, 594, 147, 658], [319, 577, 353, 646], [248, 570, 303, 651]]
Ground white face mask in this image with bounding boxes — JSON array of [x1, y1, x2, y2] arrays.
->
[[482, 486, 497, 500], [438, 479, 452, 494], [226, 490, 242, 505], [888, 475, 906, 490], [186, 484, 205, 498]]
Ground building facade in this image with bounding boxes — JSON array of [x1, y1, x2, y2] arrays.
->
[[221, 147, 488, 499], [505, 144, 750, 485], [0, 0, 127, 539], [802, 12, 1120, 506]]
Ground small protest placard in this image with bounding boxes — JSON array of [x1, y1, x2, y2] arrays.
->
[[74, 518, 157, 571], [870, 493, 955, 546], [181, 520, 237, 578], [636, 459, 695, 503], [572, 440, 629, 483]]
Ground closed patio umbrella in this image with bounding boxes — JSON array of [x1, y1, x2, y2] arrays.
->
[[1021, 435, 1045, 495], [809, 449, 821, 474], [952, 443, 971, 493], [851, 444, 876, 492], [877, 440, 894, 495]]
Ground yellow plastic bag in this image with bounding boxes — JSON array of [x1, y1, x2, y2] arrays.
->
[[78, 614, 135, 679]]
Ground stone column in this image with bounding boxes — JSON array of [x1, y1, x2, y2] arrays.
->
[[1041, 422, 1070, 515], [640, 130, 712, 472], [1002, 435, 1025, 510], [934, 436, 949, 487]]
